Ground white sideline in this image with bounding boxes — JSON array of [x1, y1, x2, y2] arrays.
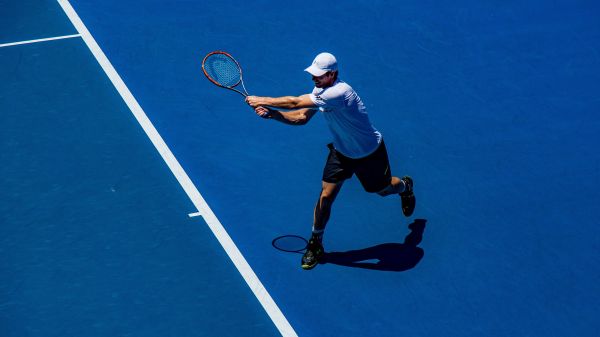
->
[[55, 1, 298, 336]]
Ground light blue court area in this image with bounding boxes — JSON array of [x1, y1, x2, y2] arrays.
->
[[0, 0, 75, 44], [0, 3, 281, 337], [2, 0, 600, 336]]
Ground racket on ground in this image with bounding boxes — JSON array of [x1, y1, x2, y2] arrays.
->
[[202, 51, 249, 97]]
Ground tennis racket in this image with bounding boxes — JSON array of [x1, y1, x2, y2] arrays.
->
[[202, 51, 249, 97]]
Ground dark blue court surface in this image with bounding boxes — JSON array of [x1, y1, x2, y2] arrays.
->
[[2, 1, 599, 336]]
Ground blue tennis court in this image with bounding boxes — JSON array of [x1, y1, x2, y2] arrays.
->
[[2, 1, 599, 336]]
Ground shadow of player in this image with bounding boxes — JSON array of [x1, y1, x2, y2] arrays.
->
[[321, 219, 427, 272]]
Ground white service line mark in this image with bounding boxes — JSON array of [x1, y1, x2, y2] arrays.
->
[[0, 34, 81, 48]]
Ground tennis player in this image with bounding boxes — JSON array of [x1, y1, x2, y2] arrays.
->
[[245, 52, 416, 270]]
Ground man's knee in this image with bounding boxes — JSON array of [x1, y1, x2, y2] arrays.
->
[[320, 188, 336, 200], [319, 182, 342, 203]]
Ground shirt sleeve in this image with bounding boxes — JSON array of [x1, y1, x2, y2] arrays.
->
[[309, 86, 346, 109], [308, 92, 323, 106]]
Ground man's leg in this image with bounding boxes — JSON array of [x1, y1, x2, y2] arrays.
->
[[376, 176, 405, 196], [377, 176, 415, 217], [313, 181, 344, 237], [353, 141, 415, 216], [302, 181, 343, 270]]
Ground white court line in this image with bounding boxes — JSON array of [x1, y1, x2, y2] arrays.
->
[[0, 34, 81, 48], [55, 1, 298, 337]]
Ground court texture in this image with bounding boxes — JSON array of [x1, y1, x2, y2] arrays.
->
[[1, 1, 599, 336]]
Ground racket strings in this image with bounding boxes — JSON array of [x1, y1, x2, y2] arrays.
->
[[203, 54, 241, 87]]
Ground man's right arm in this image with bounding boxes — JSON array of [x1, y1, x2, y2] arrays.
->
[[246, 94, 316, 109]]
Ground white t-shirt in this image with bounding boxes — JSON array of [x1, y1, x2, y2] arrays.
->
[[309, 80, 382, 159]]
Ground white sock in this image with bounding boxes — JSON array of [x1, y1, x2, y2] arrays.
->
[[398, 179, 406, 194], [311, 228, 324, 243]]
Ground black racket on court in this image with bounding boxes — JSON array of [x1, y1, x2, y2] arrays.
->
[[202, 51, 249, 97]]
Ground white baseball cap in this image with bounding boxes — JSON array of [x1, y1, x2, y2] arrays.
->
[[304, 52, 338, 77]]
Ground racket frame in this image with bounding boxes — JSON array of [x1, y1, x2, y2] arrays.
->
[[202, 51, 249, 97]]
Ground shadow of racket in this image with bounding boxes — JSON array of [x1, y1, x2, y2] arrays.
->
[[272, 235, 308, 254]]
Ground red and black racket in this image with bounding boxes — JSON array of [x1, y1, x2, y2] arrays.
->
[[202, 51, 249, 97]]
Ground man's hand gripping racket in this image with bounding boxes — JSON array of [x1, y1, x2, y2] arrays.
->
[[202, 51, 271, 118]]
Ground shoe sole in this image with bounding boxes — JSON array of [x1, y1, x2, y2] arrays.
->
[[401, 176, 415, 217], [402, 194, 415, 217], [301, 247, 323, 270], [301, 262, 318, 270]]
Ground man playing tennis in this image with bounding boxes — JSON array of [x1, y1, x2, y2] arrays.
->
[[245, 52, 415, 270]]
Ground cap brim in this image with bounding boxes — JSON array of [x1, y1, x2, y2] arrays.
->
[[304, 65, 327, 77]]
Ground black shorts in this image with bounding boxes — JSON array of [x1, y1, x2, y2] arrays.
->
[[322, 140, 392, 193]]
